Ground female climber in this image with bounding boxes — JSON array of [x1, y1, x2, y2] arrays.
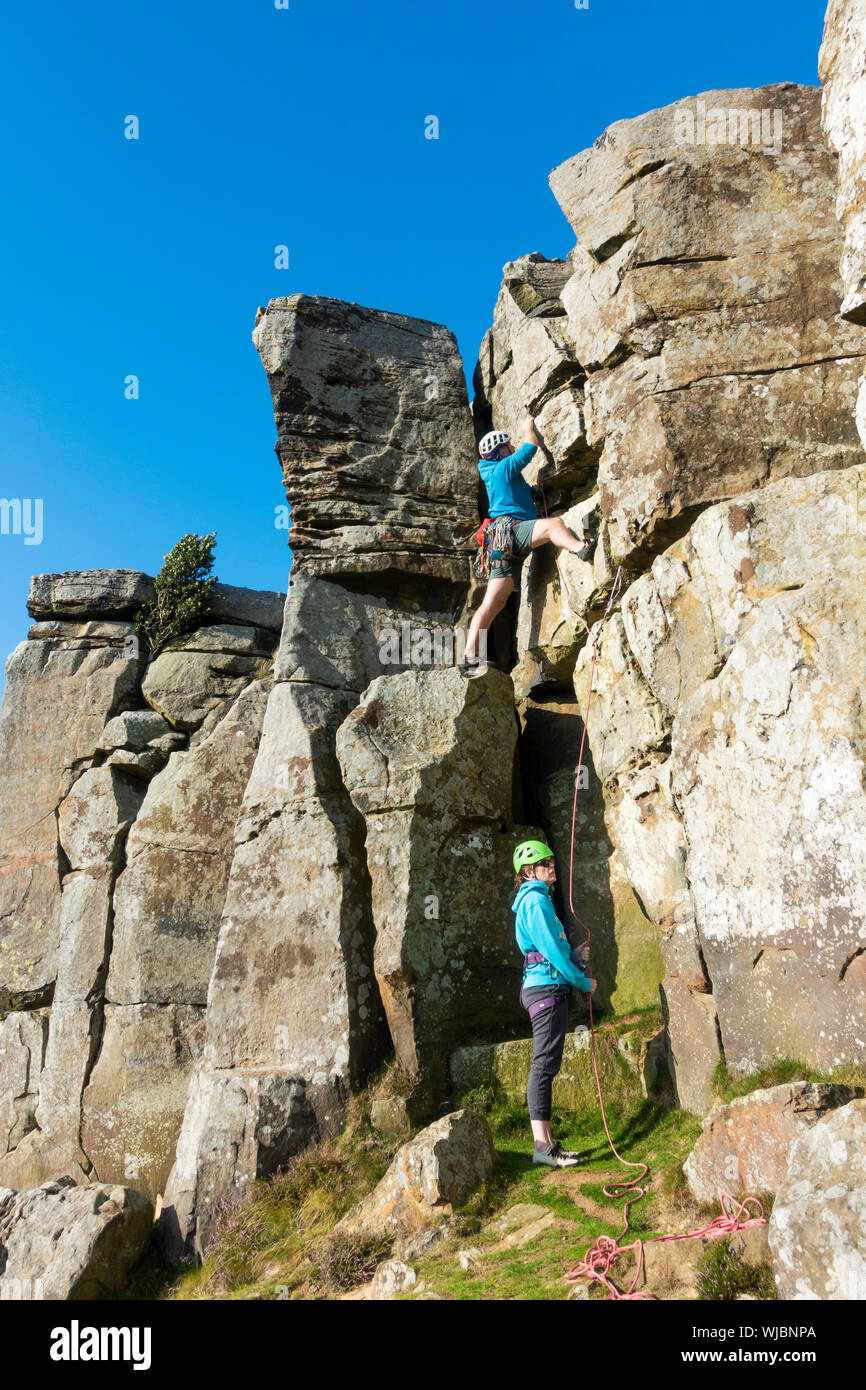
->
[[512, 839, 597, 1168], [463, 417, 595, 672]]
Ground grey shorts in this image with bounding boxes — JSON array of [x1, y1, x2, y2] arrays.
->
[[488, 517, 537, 581]]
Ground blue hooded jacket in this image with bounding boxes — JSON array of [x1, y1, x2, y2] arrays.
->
[[513, 879, 592, 993]]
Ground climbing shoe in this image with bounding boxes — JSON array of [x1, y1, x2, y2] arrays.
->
[[532, 1141, 584, 1169], [576, 537, 597, 563], [459, 658, 497, 678]]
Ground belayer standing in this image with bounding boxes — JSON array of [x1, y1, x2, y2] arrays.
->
[[512, 839, 597, 1168], [464, 417, 595, 671]]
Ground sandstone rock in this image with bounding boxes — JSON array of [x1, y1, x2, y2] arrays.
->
[[369, 1259, 417, 1298], [206, 582, 286, 632], [512, 494, 604, 698], [0, 630, 139, 1010], [473, 254, 596, 493], [770, 1098, 866, 1299], [253, 295, 477, 583], [449, 1029, 632, 1113], [160, 678, 378, 1256], [820, 0, 866, 324], [81, 1004, 206, 1197], [0, 1012, 47, 1158], [161, 1068, 317, 1260], [58, 767, 144, 870], [336, 666, 537, 1105], [684, 1082, 866, 1204], [0, 1177, 153, 1300], [106, 680, 269, 1008], [141, 625, 275, 733], [27, 570, 155, 621], [550, 84, 866, 567], [658, 466, 866, 1076], [334, 1110, 495, 1240], [98, 709, 177, 751], [659, 922, 722, 1116], [274, 572, 456, 692], [573, 614, 671, 787]]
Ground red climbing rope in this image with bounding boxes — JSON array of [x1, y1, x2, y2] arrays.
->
[[536, 477, 766, 1301]]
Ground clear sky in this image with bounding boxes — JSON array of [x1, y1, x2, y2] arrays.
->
[[0, 0, 827, 697]]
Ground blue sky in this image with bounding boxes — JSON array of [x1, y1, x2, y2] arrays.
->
[[0, 0, 826, 696]]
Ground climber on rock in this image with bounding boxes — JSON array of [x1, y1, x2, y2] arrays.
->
[[512, 839, 597, 1168], [463, 416, 596, 673]]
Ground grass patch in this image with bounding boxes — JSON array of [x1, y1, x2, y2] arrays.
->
[[712, 1055, 866, 1104]]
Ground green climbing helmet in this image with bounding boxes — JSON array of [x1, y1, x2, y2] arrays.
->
[[513, 839, 555, 874]]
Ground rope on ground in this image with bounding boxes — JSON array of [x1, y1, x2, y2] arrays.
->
[[536, 476, 766, 1301]]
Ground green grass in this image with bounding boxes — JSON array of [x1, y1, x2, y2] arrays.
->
[[122, 1033, 837, 1302], [711, 1054, 866, 1104]]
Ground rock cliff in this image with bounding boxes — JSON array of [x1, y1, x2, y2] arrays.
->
[[1, 50, 864, 1284]]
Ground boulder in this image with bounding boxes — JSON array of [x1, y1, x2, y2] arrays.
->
[[550, 84, 866, 567], [253, 295, 477, 583], [27, 570, 155, 620], [769, 1098, 866, 1299], [0, 1177, 153, 1300], [334, 1110, 496, 1240], [684, 1082, 866, 1204], [820, 0, 866, 324], [98, 709, 177, 751], [205, 582, 286, 632], [141, 625, 275, 734]]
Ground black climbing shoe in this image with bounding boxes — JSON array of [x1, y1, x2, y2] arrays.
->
[[577, 537, 597, 563], [532, 1141, 584, 1169]]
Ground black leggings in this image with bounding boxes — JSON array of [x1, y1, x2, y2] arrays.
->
[[522, 992, 569, 1121]]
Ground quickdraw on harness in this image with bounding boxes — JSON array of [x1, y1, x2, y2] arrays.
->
[[473, 514, 519, 581]]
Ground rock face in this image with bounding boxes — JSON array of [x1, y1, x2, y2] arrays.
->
[[631, 467, 866, 1077], [334, 1110, 496, 1240], [550, 83, 865, 569], [820, 0, 866, 325], [337, 666, 540, 1107], [769, 1098, 866, 1299], [0, 1177, 153, 1300], [253, 295, 477, 582], [0, 576, 280, 1199], [159, 297, 485, 1258], [684, 1083, 866, 1203]]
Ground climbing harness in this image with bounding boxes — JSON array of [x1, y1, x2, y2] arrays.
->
[[533, 475, 767, 1301], [473, 514, 520, 581]]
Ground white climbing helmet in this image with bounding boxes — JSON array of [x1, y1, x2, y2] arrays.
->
[[479, 430, 510, 460]]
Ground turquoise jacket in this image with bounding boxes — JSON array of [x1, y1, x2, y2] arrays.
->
[[479, 442, 538, 521], [513, 880, 592, 993]]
